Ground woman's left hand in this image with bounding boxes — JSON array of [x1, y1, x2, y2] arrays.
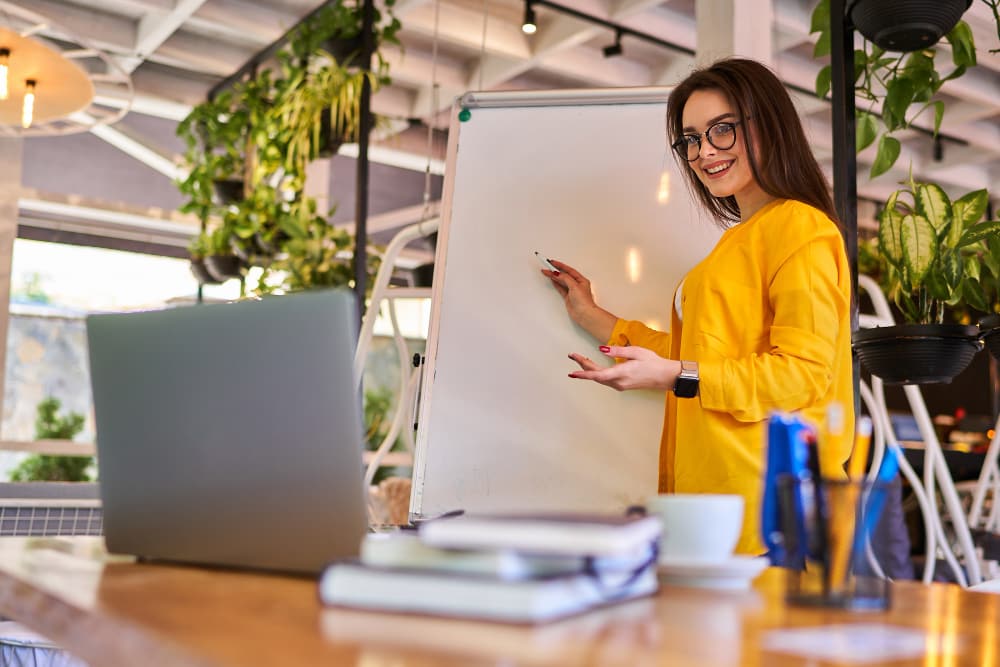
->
[[567, 345, 681, 392]]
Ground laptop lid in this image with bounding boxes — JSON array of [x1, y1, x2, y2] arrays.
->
[[87, 289, 367, 574]]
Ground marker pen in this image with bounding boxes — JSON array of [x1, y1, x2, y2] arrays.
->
[[534, 251, 558, 272]]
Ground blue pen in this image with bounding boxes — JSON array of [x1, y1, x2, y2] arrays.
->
[[855, 448, 900, 557]]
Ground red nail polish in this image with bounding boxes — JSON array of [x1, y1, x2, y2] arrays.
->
[[553, 271, 560, 276], [599, 345, 610, 353]]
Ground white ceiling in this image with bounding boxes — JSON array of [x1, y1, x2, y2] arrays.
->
[[4, 0, 1000, 232]]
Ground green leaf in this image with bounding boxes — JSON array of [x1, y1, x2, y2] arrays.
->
[[914, 182, 951, 237], [953, 189, 989, 231], [814, 30, 831, 58], [815, 65, 832, 99], [958, 219, 1000, 248], [884, 78, 915, 131], [899, 213, 936, 286], [856, 112, 878, 152], [963, 278, 990, 313], [965, 254, 982, 283], [946, 21, 977, 68], [932, 101, 945, 135], [870, 135, 900, 178], [878, 191, 905, 267], [925, 270, 950, 303], [810, 0, 830, 34], [939, 250, 963, 294]]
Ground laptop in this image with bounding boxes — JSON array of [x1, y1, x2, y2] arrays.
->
[[86, 289, 368, 574]]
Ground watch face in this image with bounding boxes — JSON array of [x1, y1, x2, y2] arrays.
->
[[674, 375, 698, 398]]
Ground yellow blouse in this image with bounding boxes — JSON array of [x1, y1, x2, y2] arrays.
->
[[609, 199, 854, 554]]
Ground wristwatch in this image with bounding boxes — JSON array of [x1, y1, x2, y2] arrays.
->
[[673, 360, 699, 398]]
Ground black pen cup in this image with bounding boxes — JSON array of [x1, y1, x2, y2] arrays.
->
[[776, 475, 891, 611]]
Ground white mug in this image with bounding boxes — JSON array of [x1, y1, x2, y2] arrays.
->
[[646, 493, 744, 564]]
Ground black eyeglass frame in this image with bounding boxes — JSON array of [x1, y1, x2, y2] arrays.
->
[[671, 120, 744, 162]]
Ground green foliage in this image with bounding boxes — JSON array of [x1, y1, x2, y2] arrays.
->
[[10, 397, 92, 483], [810, 0, 985, 179], [268, 200, 382, 294], [175, 1, 399, 292], [874, 178, 1000, 323], [12, 273, 51, 305], [364, 386, 405, 485]]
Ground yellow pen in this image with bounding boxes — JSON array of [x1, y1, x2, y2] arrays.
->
[[829, 414, 872, 595], [848, 416, 874, 481]]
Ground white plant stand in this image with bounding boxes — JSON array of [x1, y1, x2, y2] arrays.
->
[[858, 275, 982, 586]]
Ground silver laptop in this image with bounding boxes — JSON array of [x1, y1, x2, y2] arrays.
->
[[87, 289, 368, 574]]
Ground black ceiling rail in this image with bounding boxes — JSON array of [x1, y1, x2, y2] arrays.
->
[[207, 0, 340, 99], [529, 0, 694, 57]]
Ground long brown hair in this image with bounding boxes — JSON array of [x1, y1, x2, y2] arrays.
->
[[666, 58, 838, 229]]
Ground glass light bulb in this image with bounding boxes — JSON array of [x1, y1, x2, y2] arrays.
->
[[22, 79, 35, 129], [0, 49, 9, 101]]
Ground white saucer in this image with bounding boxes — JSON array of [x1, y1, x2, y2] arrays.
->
[[657, 555, 769, 591]]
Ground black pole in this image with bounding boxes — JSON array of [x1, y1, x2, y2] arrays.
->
[[830, 0, 859, 418], [354, 0, 375, 328]]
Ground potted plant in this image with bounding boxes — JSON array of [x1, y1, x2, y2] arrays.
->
[[203, 225, 244, 283], [853, 178, 1000, 383], [188, 232, 221, 285], [810, 0, 982, 178], [976, 226, 1000, 360], [270, 199, 382, 295]]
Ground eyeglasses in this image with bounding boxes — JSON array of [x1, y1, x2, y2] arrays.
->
[[671, 120, 743, 162]]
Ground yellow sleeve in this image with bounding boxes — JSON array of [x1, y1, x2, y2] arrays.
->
[[607, 318, 672, 358], [698, 231, 849, 422]]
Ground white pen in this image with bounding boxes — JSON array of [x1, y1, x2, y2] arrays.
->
[[534, 251, 558, 272]]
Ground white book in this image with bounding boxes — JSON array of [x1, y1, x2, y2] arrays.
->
[[361, 531, 656, 581], [417, 512, 662, 557], [319, 560, 658, 623]]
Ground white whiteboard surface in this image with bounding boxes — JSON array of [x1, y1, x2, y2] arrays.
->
[[411, 88, 721, 518]]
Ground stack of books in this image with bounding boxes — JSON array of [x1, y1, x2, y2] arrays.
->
[[319, 512, 662, 623]]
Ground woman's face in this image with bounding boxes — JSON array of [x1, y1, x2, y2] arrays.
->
[[680, 89, 762, 205]]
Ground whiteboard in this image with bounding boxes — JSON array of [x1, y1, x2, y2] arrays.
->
[[410, 88, 721, 518]]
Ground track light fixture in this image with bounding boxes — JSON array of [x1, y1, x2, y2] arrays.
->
[[522, 1, 537, 35], [933, 135, 944, 162], [602, 29, 623, 57]]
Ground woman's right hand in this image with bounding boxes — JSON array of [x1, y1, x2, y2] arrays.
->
[[542, 260, 618, 342]]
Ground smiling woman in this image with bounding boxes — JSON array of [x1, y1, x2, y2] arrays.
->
[[544, 58, 854, 556]]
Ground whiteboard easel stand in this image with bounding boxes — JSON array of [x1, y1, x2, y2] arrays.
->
[[354, 218, 440, 521]]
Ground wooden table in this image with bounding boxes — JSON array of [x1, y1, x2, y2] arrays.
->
[[0, 536, 997, 666]]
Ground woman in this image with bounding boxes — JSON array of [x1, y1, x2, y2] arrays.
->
[[543, 58, 854, 555]]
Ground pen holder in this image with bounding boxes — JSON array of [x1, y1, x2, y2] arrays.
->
[[776, 475, 891, 611]]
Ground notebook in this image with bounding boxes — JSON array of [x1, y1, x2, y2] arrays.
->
[[86, 289, 368, 574]]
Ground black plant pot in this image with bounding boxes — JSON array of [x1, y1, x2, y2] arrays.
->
[[205, 254, 243, 282], [190, 258, 221, 285], [853, 323, 982, 385], [980, 315, 1000, 362], [212, 179, 245, 206], [848, 0, 972, 52], [320, 34, 363, 63], [255, 229, 290, 256]]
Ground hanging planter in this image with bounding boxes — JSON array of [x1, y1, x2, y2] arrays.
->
[[190, 257, 221, 285], [980, 315, 1000, 362], [212, 178, 245, 206], [204, 254, 243, 282], [853, 324, 982, 385], [848, 0, 972, 52]]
